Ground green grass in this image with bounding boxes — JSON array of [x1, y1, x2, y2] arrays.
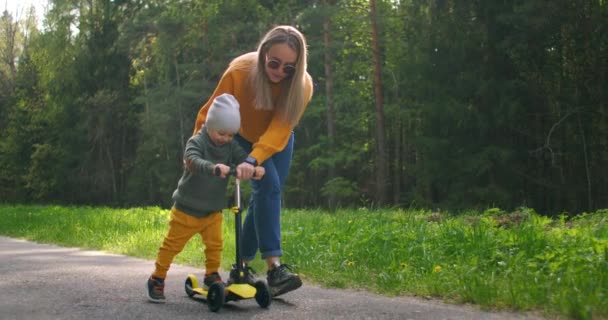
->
[[1, 204, 606, 319]]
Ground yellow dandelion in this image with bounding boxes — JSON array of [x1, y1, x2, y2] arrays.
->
[[433, 265, 442, 273]]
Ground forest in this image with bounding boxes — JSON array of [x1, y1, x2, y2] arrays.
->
[[1, 0, 606, 215]]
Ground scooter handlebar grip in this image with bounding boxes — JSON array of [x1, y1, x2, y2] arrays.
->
[[214, 167, 238, 177]]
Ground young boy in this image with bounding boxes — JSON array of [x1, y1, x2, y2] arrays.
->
[[147, 93, 265, 303]]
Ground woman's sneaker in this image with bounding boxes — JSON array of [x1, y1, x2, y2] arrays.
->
[[266, 264, 302, 297], [203, 272, 224, 289], [228, 263, 257, 285], [147, 276, 166, 303]]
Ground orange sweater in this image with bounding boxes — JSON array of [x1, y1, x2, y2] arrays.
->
[[193, 54, 313, 164]]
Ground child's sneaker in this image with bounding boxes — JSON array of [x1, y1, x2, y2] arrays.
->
[[147, 276, 166, 303], [266, 264, 302, 297], [228, 263, 257, 285], [203, 272, 224, 289]]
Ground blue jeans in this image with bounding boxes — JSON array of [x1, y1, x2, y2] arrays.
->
[[235, 133, 294, 260]]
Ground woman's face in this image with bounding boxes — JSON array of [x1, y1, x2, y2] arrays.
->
[[264, 43, 298, 84]]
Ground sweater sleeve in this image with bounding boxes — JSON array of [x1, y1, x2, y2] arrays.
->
[[249, 118, 293, 164], [184, 136, 214, 175], [249, 74, 314, 164]]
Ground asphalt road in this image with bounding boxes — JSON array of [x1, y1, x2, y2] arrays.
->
[[0, 236, 546, 320]]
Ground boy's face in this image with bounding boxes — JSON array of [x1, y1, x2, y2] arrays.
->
[[208, 129, 236, 146]]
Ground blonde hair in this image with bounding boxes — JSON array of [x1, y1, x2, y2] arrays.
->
[[228, 26, 310, 127]]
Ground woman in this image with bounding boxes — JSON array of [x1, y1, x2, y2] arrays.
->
[[192, 25, 313, 297]]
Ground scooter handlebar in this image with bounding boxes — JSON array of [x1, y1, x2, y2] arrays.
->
[[214, 166, 256, 178], [214, 167, 236, 177]]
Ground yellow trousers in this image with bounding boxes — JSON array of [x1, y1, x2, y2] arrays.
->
[[152, 206, 223, 279]]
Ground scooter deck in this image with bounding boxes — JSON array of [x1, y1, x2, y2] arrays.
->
[[191, 287, 209, 296], [190, 284, 256, 299], [226, 283, 256, 299]]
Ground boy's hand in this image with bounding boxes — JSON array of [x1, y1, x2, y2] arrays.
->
[[213, 164, 231, 178], [252, 166, 265, 180]]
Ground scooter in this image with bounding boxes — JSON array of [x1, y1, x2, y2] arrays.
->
[[184, 168, 271, 312]]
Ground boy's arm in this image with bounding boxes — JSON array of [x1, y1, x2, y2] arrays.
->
[[184, 138, 215, 175]]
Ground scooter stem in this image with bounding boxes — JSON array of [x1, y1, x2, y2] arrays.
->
[[235, 178, 241, 208], [234, 178, 244, 275]]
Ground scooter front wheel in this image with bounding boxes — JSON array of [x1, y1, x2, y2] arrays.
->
[[207, 282, 225, 312], [254, 280, 272, 308]]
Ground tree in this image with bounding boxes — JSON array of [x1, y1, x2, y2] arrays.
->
[[1, 0, 606, 214], [369, 0, 387, 205], [0, 10, 19, 93]]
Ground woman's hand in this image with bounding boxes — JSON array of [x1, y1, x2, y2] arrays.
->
[[236, 162, 255, 180], [252, 166, 265, 180]]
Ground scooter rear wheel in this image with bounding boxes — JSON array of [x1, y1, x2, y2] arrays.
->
[[184, 275, 196, 297], [207, 282, 225, 312], [254, 280, 271, 308]]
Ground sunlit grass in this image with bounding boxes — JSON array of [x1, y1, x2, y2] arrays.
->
[[1, 204, 606, 319]]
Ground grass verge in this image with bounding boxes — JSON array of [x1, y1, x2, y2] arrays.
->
[[0, 204, 606, 319]]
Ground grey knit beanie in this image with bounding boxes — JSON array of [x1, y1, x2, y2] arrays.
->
[[205, 93, 241, 133]]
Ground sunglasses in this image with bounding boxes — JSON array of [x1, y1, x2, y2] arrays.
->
[[266, 58, 296, 76]]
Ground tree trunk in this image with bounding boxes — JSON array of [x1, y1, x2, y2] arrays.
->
[[370, 0, 387, 205], [323, 0, 337, 208], [174, 56, 185, 153]]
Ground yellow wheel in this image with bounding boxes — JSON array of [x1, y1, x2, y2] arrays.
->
[[184, 274, 198, 297]]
